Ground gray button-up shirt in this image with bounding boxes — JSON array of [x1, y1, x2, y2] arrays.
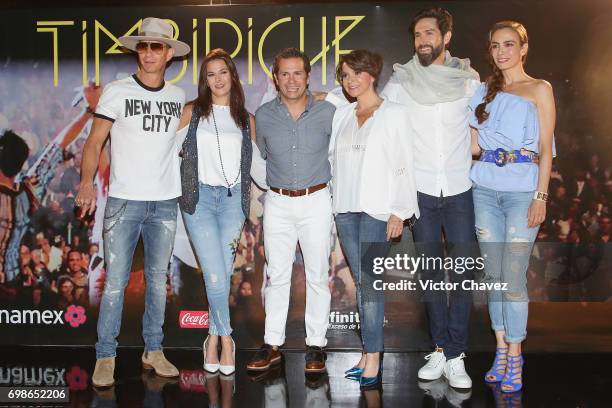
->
[[255, 93, 336, 190]]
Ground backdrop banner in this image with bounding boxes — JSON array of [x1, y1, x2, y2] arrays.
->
[[1, 1, 611, 351]]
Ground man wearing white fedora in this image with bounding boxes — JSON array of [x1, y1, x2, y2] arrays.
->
[[75, 17, 190, 388]]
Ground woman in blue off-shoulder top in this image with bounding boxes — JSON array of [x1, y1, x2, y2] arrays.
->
[[468, 21, 555, 393]]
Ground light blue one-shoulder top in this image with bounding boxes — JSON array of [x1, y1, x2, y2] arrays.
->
[[468, 83, 555, 192]]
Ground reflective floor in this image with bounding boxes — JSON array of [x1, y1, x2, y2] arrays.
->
[[0, 346, 610, 407]]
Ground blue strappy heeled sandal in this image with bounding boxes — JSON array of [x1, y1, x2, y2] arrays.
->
[[485, 346, 508, 383], [502, 389, 523, 407], [501, 353, 523, 393]]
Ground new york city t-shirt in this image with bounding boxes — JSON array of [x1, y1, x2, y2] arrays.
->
[[95, 74, 185, 200]]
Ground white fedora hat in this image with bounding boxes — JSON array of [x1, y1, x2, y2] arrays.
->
[[118, 17, 190, 57]]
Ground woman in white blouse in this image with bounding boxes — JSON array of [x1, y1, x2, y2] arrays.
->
[[177, 49, 266, 376], [330, 49, 419, 390]]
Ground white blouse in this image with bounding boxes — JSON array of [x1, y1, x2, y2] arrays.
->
[[333, 109, 375, 214], [176, 105, 268, 190], [329, 100, 419, 222]]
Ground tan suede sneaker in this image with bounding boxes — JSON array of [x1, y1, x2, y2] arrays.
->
[[142, 350, 179, 377], [92, 357, 115, 388]]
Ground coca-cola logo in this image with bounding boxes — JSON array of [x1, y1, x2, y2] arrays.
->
[[179, 310, 209, 328], [179, 369, 206, 393]]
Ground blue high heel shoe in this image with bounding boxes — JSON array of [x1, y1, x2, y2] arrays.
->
[[359, 356, 383, 390], [501, 354, 523, 393], [485, 346, 508, 383], [344, 366, 364, 381]]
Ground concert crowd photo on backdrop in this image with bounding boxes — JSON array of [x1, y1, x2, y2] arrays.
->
[[0, 0, 611, 406]]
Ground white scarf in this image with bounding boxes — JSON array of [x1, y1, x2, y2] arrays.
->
[[388, 51, 480, 105]]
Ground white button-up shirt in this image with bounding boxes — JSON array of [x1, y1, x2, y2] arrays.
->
[[382, 78, 480, 197]]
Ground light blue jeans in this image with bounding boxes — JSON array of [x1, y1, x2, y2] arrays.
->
[[182, 183, 245, 336], [96, 197, 177, 359], [473, 184, 539, 343]]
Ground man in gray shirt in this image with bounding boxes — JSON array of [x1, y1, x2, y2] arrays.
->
[[247, 48, 336, 374]]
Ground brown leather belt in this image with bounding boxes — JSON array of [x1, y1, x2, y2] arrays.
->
[[270, 183, 327, 197]]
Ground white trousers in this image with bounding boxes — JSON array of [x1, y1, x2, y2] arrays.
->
[[263, 188, 333, 347]]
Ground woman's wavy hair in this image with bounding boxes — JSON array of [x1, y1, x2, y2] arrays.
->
[[192, 48, 248, 129], [335, 49, 384, 95], [475, 21, 529, 124]]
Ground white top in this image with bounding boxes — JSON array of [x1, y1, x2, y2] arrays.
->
[[95, 75, 185, 200], [196, 105, 242, 187], [175, 113, 268, 191], [381, 78, 480, 197], [333, 108, 375, 214], [330, 100, 419, 222]]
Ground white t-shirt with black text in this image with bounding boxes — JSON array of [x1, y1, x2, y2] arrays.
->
[[95, 74, 185, 201]]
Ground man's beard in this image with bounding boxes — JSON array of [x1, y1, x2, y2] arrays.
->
[[416, 43, 444, 67]]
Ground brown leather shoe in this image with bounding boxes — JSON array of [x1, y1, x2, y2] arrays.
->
[[248, 364, 284, 383], [246, 344, 282, 371], [305, 346, 327, 373]]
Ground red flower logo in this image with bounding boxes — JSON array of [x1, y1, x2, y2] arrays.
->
[[66, 365, 89, 391], [64, 305, 87, 328]]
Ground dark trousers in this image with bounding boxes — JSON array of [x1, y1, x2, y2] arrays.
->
[[412, 189, 476, 359]]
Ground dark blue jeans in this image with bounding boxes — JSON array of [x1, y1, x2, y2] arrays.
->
[[412, 189, 475, 359], [335, 212, 390, 352]]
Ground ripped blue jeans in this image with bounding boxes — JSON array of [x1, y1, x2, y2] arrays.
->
[[473, 184, 539, 343], [96, 197, 177, 359], [182, 183, 245, 336]]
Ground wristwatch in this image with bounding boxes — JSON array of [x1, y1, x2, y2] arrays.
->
[[533, 191, 548, 202]]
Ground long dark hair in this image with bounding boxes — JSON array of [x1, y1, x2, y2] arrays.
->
[[192, 48, 248, 129], [475, 21, 529, 124]]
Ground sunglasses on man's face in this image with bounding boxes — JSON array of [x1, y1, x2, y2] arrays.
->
[[135, 42, 166, 54]]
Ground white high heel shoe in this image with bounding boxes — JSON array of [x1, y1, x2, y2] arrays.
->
[[219, 337, 236, 376], [203, 336, 220, 373]]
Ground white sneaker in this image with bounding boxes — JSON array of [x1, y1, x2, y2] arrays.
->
[[443, 353, 472, 389], [445, 385, 472, 408], [418, 348, 446, 380], [418, 377, 448, 401]]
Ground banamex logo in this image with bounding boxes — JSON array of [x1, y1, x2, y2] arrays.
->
[[179, 311, 209, 328], [0, 305, 86, 328]]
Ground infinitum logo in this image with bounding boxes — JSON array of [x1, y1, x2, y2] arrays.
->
[[328, 311, 360, 330], [0, 306, 87, 328], [327, 311, 387, 330]]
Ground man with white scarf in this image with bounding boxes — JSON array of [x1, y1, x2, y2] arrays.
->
[[382, 7, 479, 389]]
